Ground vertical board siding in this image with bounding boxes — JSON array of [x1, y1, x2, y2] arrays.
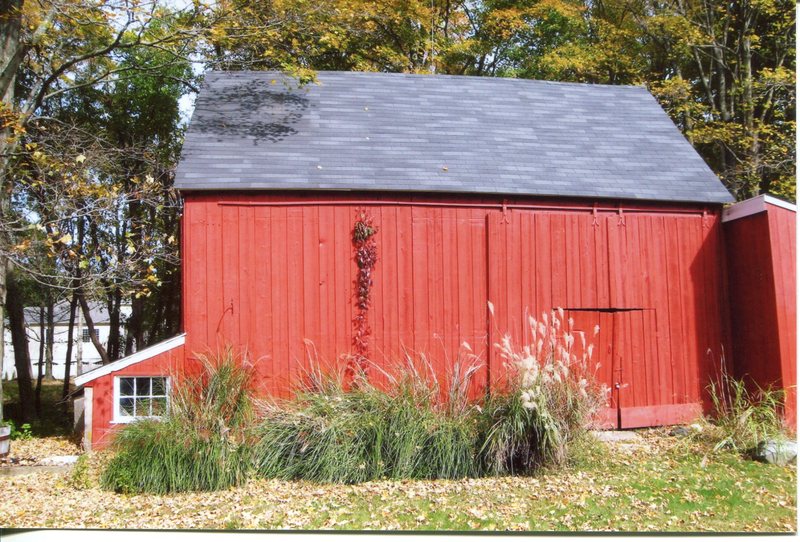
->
[[183, 194, 729, 427], [725, 203, 797, 426], [768, 208, 797, 427]]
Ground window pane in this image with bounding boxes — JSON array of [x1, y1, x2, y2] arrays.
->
[[135, 398, 151, 417], [151, 378, 167, 396], [151, 398, 167, 417], [119, 398, 134, 417], [135, 378, 151, 396], [82, 329, 90, 343], [120, 378, 134, 397]]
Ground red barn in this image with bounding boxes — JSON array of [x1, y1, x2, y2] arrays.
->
[[76, 71, 741, 449]]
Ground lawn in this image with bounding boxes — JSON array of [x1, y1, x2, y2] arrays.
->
[[0, 429, 795, 532]]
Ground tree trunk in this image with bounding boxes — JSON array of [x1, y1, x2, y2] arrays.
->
[[742, 33, 760, 197], [77, 291, 110, 365], [45, 299, 53, 379], [6, 271, 34, 422], [127, 296, 145, 353], [106, 288, 122, 361], [124, 325, 133, 357], [61, 291, 78, 409], [0, 0, 25, 423], [35, 305, 44, 417]]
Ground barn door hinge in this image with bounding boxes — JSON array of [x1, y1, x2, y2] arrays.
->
[[501, 200, 510, 224], [617, 205, 626, 226], [592, 203, 600, 228], [613, 365, 623, 389], [702, 208, 709, 229]]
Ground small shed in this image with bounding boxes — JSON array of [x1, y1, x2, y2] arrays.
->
[[723, 195, 797, 426], [77, 71, 736, 449]]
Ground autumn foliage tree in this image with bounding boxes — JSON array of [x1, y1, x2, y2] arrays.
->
[[219, 0, 794, 200], [0, 0, 208, 420]]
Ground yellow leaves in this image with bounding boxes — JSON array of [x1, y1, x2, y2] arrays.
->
[[483, 8, 528, 41], [75, 154, 86, 164], [12, 239, 31, 253]]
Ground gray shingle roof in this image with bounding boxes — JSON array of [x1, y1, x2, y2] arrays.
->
[[175, 71, 733, 204]]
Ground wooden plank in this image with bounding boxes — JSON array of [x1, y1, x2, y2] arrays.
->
[[486, 211, 504, 389], [679, 216, 701, 403], [579, 214, 595, 308], [253, 207, 273, 393], [620, 402, 702, 428], [534, 213, 552, 319], [204, 203, 223, 348], [317, 205, 336, 362], [331, 206, 349, 361], [565, 213, 582, 308], [441, 207, 458, 359], [431, 206, 446, 366], [219, 206, 239, 344], [768, 207, 797, 425], [396, 206, 414, 356], [606, 216, 624, 309], [664, 216, 686, 404], [550, 213, 567, 309], [301, 207, 319, 373], [411, 207, 430, 355], [456, 209, 471, 353], [185, 201, 206, 351], [470, 210, 489, 395], [270, 207, 290, 395], [240, 205, 254, 356], [594, 213, 610, 307], [519, 212, 533, 339], [380, 205, 398, 361], [505, 211, 522, 344]]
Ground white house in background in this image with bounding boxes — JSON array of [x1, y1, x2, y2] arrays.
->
[[2, 301, 132, 381]]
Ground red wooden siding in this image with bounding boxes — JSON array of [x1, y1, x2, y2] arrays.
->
[[724, 200, 797, 426], [182, 192, 730, 428], [487, 208, 724, 426], [84, 344, 186, 449]]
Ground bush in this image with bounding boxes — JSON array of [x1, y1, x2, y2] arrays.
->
[[707, 362, 787, 454], [69, 454, 94, 490], [478, 307, 609, 474], [101, 348, 255, 494], [254, 357, 481, 483], [5, 420, 33, 440]]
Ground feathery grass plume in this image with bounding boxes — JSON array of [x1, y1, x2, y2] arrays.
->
[[101, 347, 256, 494], [479, 307, 608, 474]]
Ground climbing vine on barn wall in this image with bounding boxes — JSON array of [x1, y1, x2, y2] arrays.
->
[[352, 208, 378, 372]]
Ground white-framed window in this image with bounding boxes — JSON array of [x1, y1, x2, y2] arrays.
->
[[82, 329, 99, 343], [113, 376, 169, 423]]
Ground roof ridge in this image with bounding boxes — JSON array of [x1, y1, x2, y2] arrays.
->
[[203, 69, 648, 89]]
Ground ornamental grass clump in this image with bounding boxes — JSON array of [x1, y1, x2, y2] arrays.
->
[[254, 355, 481, 483], [707, 358, 788, 454], [101, 348, 255, 494], [479, 306, 608, 474]]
